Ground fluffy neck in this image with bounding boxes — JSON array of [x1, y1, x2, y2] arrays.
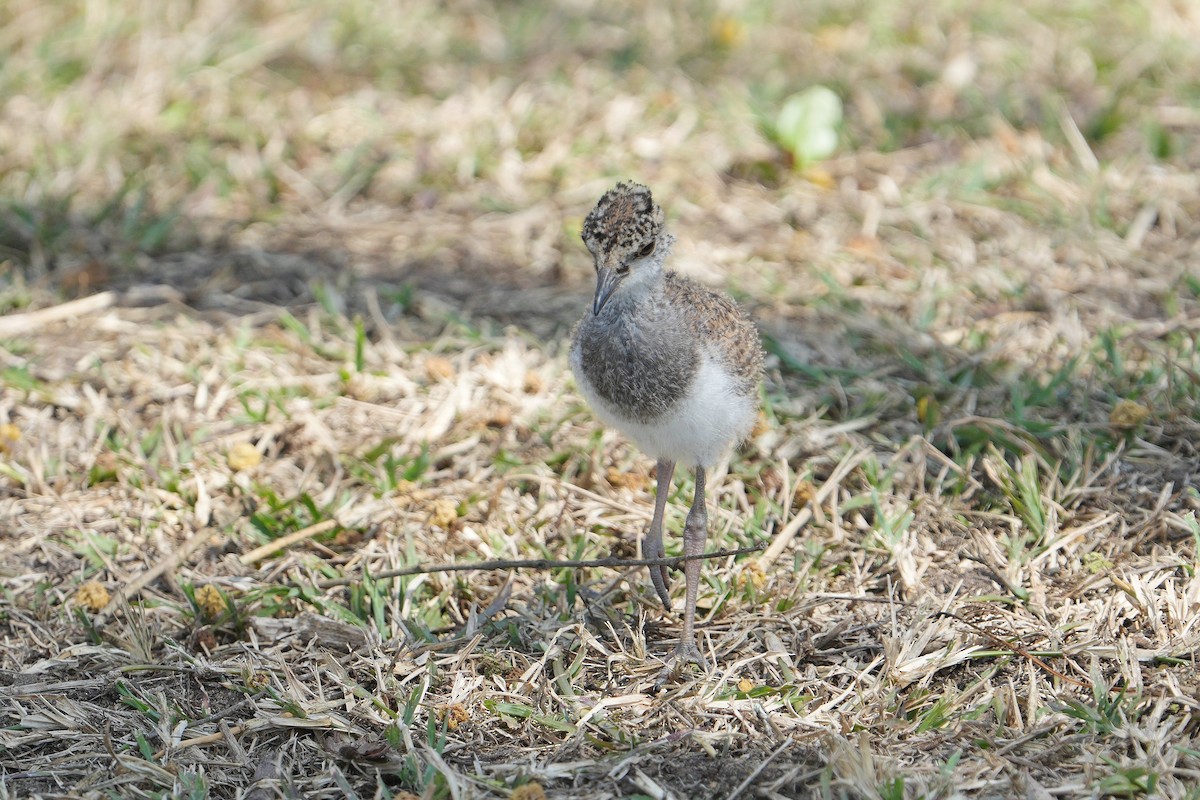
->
[[600, 233, 676, 317]]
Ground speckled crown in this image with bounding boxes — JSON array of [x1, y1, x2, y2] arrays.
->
[[581, 181, 665, 258]]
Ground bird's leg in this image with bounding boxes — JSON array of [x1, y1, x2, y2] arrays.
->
[[644, 458, 675, 609], [675, 466, 709, 667], [656, 466, 709, 685]]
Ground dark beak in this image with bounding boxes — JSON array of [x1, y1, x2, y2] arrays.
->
[[592, 266, 622, 315]]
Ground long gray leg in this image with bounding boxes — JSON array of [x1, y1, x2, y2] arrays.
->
[[644, 459, 675, 609], [672, 466, 709, 670]]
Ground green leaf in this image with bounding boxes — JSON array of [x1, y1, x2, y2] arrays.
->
[[485, 700, 534, 718], [136, 732, 155, 761], [775, 86, 843, 168]]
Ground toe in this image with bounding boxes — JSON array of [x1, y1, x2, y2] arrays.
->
[[650, 564, 672, 609], [653, 641, 710, 688], [673, 641, 709, 670]]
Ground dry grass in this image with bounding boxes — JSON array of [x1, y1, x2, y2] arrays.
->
[[3, 1, 1200, 797]]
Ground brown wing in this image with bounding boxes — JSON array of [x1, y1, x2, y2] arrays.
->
[[663, 272, 764, 395]]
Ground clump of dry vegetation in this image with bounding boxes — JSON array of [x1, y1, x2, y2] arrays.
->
[[3, 1, 1200, 797]]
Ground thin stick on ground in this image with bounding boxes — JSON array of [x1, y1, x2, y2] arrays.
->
[[0, 291, 116, 337], [314, 542, 766, 588], [154, 724, 247, 760], [92, 526, 216, 628], [935, 610, 1091, 689], [758, 447, 867, 567], [240, 519, 340, 565]]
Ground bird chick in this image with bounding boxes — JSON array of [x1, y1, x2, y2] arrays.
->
[[570, 181, 763, 673]]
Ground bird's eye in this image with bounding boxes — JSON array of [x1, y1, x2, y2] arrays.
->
[[637, 240, 656, 259]]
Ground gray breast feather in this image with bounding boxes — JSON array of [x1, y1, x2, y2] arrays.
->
[[574, 310, 698, 424]]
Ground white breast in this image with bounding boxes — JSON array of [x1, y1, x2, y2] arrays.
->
[[570, 349, 757, 468]]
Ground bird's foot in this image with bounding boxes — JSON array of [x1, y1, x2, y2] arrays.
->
[[653, 640, 710, 688]]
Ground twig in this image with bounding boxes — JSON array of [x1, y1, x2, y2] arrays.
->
[[757, 448, 867, 568], [0, 290, 116, 337], [933, 610, 1090, 689], [195, 689, 268, 726], [240, 519, 339, 565], [218, 718, 248, 762], [154, 724, 247, 760], [724, 737, 793, 800], [314, 543, 766, 589], [1157, 105, 1200, 128], [804, 592, 909, 606], [92, 527, 215, 628], [994, 721, 1066, 755], [1058, 99, 1099, 174]]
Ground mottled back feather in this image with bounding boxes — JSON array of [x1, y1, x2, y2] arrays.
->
[[663, 272, 763, 397]]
